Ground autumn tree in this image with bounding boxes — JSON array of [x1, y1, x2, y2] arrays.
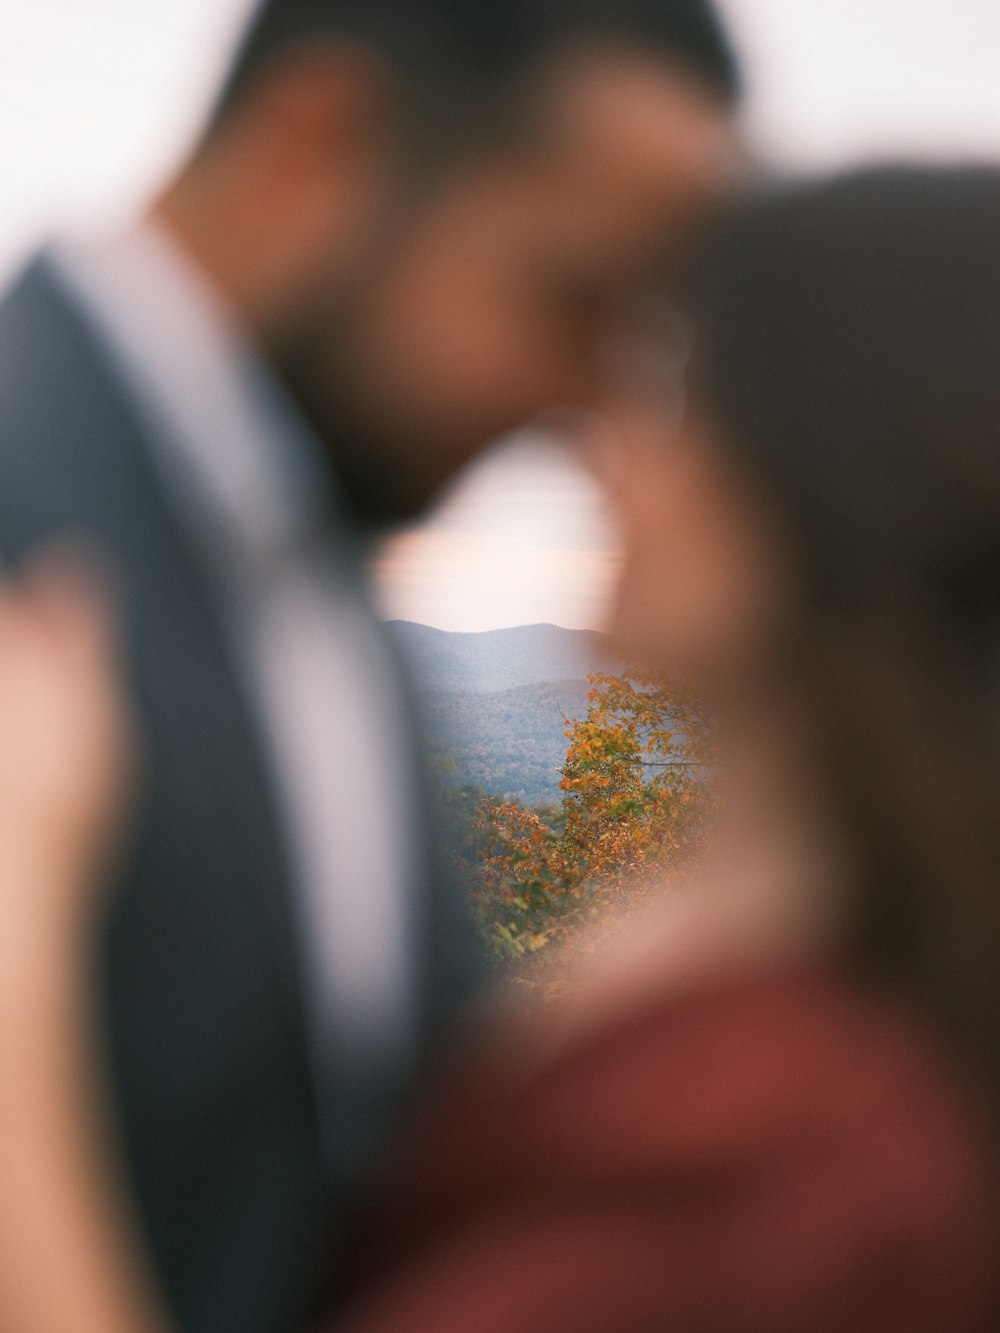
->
[[470, 668, 714, 968]]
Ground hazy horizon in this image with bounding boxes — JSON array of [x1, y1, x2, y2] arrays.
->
[[385, 617, 602, 636]]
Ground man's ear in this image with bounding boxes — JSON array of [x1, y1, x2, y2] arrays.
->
[[156, 43, 400, 332], [243, 42, 397, 185]]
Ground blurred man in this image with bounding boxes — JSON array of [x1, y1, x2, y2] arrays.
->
[[0, 2, 739, 1329]]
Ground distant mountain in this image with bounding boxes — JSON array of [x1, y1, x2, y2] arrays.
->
[[390, 623, 618, 804], [389, 621, 611, 695], [421, 678, 594, 806]]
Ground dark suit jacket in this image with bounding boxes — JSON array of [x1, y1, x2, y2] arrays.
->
[[0, 259, 481, 1333], [342, 961, 1000, 1333]]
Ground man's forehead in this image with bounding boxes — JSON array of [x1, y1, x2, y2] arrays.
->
[[412, 43, 744, 258], [485, 51, 742, 272], [378, 47, 742, 279], [536, 45, 741, 183]]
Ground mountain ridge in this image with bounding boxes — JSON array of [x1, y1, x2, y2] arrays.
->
[[388, 620, 611, 696], [389, 621, 616, 803]]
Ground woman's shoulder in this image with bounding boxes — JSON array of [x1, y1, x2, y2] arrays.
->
[[460, 951, 991, 1183], [365, 947, 1000, 1332]]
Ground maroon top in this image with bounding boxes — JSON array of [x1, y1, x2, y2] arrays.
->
[[338, 964, 1000, 1332]]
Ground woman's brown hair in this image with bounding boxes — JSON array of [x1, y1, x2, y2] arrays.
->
[[688, 166, 1000, 1087]]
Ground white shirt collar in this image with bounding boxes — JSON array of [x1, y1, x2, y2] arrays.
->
[[49, 218, 334, 575]]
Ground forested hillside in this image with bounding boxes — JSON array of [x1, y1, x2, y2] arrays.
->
[[390, 622, 614, 801], [421, 678, 592, 805]]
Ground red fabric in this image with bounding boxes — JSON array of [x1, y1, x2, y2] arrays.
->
[[338, 965, 1000, 1332]]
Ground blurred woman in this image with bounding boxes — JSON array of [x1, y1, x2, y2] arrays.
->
[[4, 166, 1000, 1331], [337, 167, 1000, 1331]]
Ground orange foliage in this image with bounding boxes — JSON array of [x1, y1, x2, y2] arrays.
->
[[470, 668, 714, 969]]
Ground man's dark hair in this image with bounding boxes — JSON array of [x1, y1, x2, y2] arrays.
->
[[214, 0, 739, 132]]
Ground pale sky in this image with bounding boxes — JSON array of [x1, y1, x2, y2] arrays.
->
[[1, 0, 999, 631]]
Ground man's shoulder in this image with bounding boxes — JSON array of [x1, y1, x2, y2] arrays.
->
[[0, 253, 134, 454], [0, 253, 164, 560], [0, 253, 117, 402]]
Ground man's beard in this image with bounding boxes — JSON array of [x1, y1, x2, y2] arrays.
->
[[265, 311, 458, 536]]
